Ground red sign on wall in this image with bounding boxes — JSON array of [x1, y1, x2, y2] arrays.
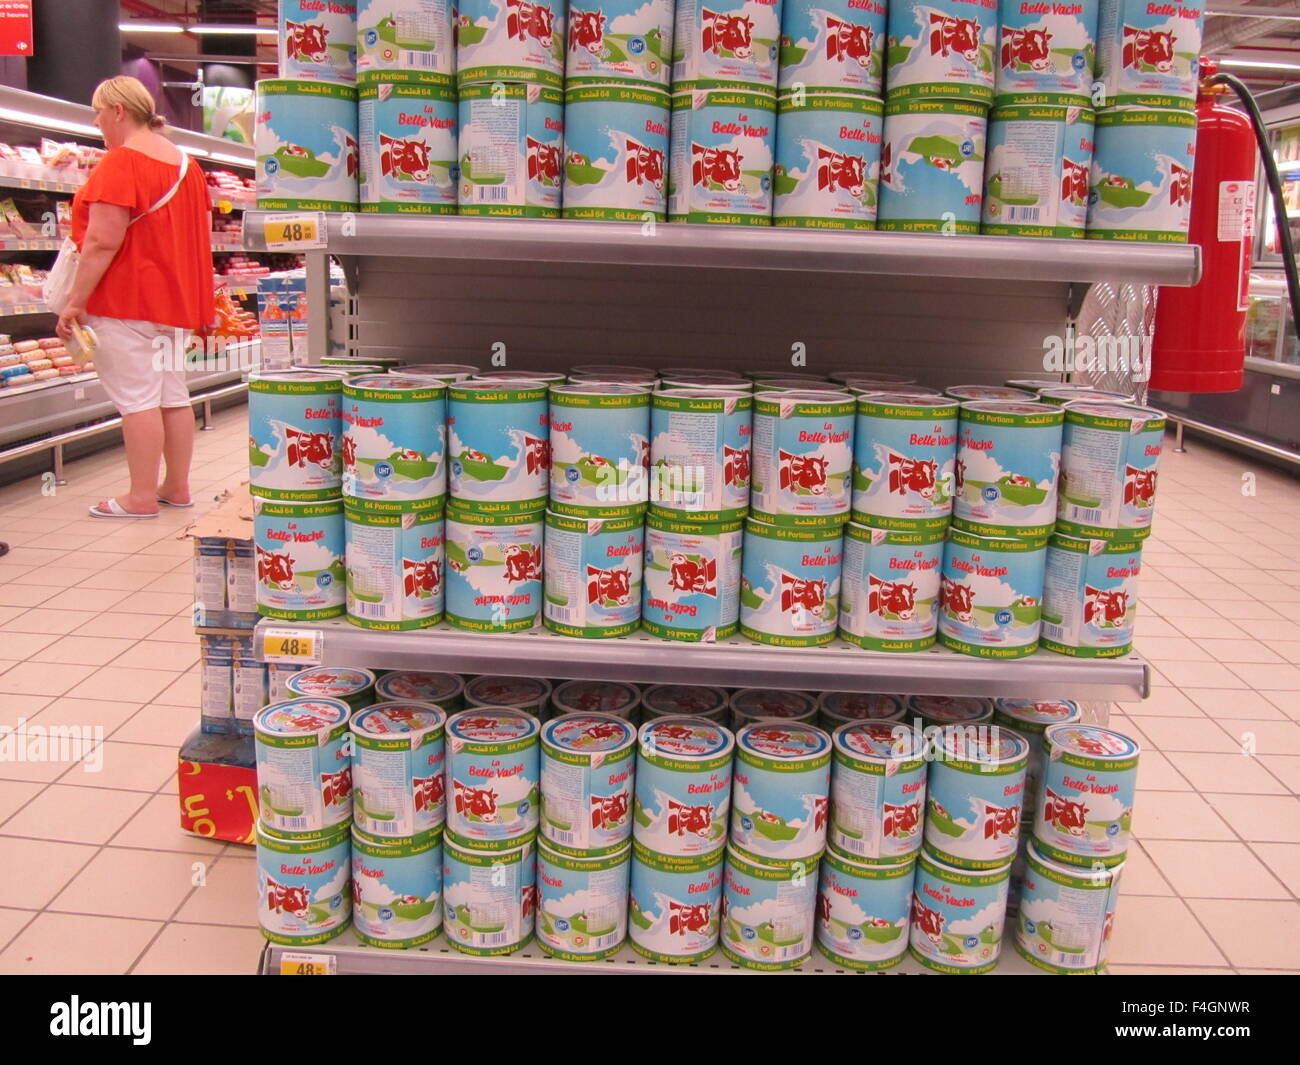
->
[[0, 1, 32, 56]]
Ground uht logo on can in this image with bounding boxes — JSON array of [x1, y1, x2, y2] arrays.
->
[[779, 0, 887, 95], [751, 391, 855, 524], [953, 400, 1064, 539], [444, 502, 543, 632], [840, 523, 944, 652], [563, 84, 671, 221], [541, 713, 636, 856], [448, 381, 550, 513], [643, 513, 744, 643], [549, 384, 650, 518], [458, 83, 563, 217], [544, 512, 644, 638], [851, 393, 958, 530], [341, 374, 446, 506], [1034, 724, 1139, 869], [939, 528, 1047, 659], [455, 0, 565, 86], [740, 520, 844, 647], [357, 0, 454, 77], [258, 824, 352, 945], [566, 0, 674, 86], [982, 103, 1095, 239], [249, 371, 342, 502], [669, 88, 775, 226], [673, 0, 782, 88], [995, 0, 1099, 104], [280, 0, 358, 82], [774, 93, 883, 230], [1042, 533, 1142, 657], [254, 499, 345, 621], [255, 81, 358, 211], [358, 76, 457, 213], [877, 98, 987, 233], [885, 0, 997, 104], [1087, 109, 1196, 243], [445, 709, 540, 848], [634, 717, 735, 859], [346, 500, 444, 630], [829, 722, 926, 863], [1058, 402, 1165, 540], [351, 827, 443, 949], [909, 850, 1011, 974], [1096, 0, 1204, 111], [731, 723, 832, 866]]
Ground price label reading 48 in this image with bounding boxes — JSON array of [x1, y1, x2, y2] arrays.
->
[[261, 211, 327, 251], [278, 952, 337, 975], [261, 627, 323, 665]]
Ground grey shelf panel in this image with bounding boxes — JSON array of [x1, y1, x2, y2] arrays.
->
[[261, 927, 1045, 976], [241, 211, 1200, 286], [253, 617, 1149, 700]]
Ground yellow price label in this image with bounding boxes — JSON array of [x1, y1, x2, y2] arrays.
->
[[261, 626, 322, 665], [261, 211, 327, 251], [279, 952, 336, 976]]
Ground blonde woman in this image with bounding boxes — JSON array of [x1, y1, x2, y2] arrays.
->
[[56, 76, 215, 518]]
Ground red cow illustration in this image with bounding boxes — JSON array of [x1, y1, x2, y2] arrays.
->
[[668, 900, 712, 935], [506, 0, 555, 43], [285, 426, 334, 470], [1001, 27, 1052, 71], [590, 792, 630, 830], [285, 21, 329, 63], [780, 574, 827, 617], [569, 8, 606, 55], [1102, 911, 1115, 943], [379, 134, 431, 181], [352, 879, 362, 906], [266, 877, 311, 918], [453, 779, 499, 821], [413, 774, 445, 813], [321, 767, 351, 807], [587, 565, 632, 606], [984, 803, 1021, 840], [667, 798, 713, 838], [1084, 586, 1129, 627], [930, 15, 981, 63], [1042, 786, 1088, 837], [701, 10, 753, 58], [669, 554, 717, 596], [344, 133, 358, 178], [911, 896, 945, 944], [813, 796, 829, 832], [1072, 734, 1113, 756], [256, 546, 297, 591], [883, 799, 921, 838], [656, 724, 694, 741], [626, 138, 665, 190], [403, 558, 440, 598], [521, 883, 537, 920], [1123, 26, 1176, 73], [527, 138, 562, 186], [1061, 157, 1089, 205], [504, 543, 542, 582], [869, 576, 917, 620], [817, 148, 866, 198], [751, 727, 792, 743], [888, 452, 937, 498], [954, 457, 966, 493], [825, 16, 874, 68], [1123, 465, 1157, 506], [940, 576, 974, 622], [1168, 162, 1193, 207], [640, 438, 651, 471], [880, 139, 893, 186], [583, 722, 624, 742], [340, 434, 357, 472], [779, 449, 829, 494], [523, 434, 550, 475], [724, 444, 750, 487], [692, 144, 744, 191], [816, 892, 832, 922]]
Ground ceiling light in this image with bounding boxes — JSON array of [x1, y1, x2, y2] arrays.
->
[[119, 23, 276, 36], [1218, 58, 1300, 72], [0, 107, 99, 136], [118, 23, 184, 33]]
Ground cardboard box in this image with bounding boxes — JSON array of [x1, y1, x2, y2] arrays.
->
[[177, 727, 257, 846], [186, 487, 258, 630]]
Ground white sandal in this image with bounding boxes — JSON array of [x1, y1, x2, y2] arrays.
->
[[88, 498, 159, 519]]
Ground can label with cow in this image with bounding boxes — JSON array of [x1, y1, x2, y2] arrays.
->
[[779, 0, 886, 95], [254, 698, 353, 840], [994, 0, 1099, 105], [629, 841, 724, 962], [285, 667, 376, 713], [669, 87, 776, 226], [549, 383, 651, 518], [351, 826, 444, 948], [839, 522, 944, 652], [543, 511, 644, 638], [829, 721, 926, 863], [565, 0, 673, 86], [455, 0, 565, 87], [1095, 0, 1204, 112], [341, 374, 446, 507], [851, 392, 958, 531], [740, 519, 844, 647], [993, 699, 1080, 822], [249, 371, 342, 502], [641, 684, 731, 722], [1086, 108, 1196, 242], [1015, 839, 1123, 973], [731, 723, 832, 867], [444, 708, 540, 848], [279, 0, 358, 83], [982, 102, 1095, 239], [357, 0, 454, 79], [818, 692, 906, 733], [730, 689, 819, 731], [374, 670, 465, 711], [358, 75, 456, 214], [876, 98, 987, 233], [884, 0, 997, 104], [447, 381, 550, 514], [924, 728, 1029, 870], [344, 502, 443, 630], [672, 0, 782, 89], [1035, 724, 1139, 869], [562, 84, 671, 221], [464, 675, 552, 717], [650, 388, 753, 523], [750, 390, 855, 525], [1041, 533, 1141, 657], [1057, 401, 1165, 540], [254, 498, 346, 621], [952, 400, 1064, 539], [773, 92, 882, 230], [642, 513, 744, 642], [634, 717, 735, 860], [550, 681, 641, 721], [816, 850, 914, 970], [720, 846, 820, 970], [540, 713, 637, 857], [938, 527, 1047, 658], [909, 850, 1011, 973], [457, 82, 564, 217], [257, 823, 352, 945], [442, 832, 536, 955], [537, 839, 632, 959], [255, 80, 358, 210], [444, 501, 543, 632], [351, 702, 447, 839]]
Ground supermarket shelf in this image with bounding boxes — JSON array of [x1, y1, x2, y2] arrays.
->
[[260, 928, 1045, 976], [0, 172, 84, 193], [0, 302, 50, 316], [252, 616, 1150, 700], [213, 239, 245, 253], [0, 238, 61, 251], [241, 211, 1201, 286]]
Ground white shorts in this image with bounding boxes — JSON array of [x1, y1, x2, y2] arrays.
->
[[85, 314, 193, 415]]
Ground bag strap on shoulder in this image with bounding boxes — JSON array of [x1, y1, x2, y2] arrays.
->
[[128, 151, 189, 228]]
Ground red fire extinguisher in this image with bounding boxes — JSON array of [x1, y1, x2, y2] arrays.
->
[[1149, 59, 1259, 394]]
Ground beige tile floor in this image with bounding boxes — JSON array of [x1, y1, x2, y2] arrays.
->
[[0, 405, 1297, 974]]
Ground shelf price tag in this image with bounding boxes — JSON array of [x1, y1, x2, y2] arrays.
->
[[261, 626, 323, 665], [261, 211, 326, 251], [279, 951, 336, 976]]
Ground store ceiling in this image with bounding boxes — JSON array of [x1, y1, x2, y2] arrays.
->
[[118, 0, 277, 71]]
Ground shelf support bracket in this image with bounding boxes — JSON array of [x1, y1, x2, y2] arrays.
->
[[1065, 282, 1089, 322]]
